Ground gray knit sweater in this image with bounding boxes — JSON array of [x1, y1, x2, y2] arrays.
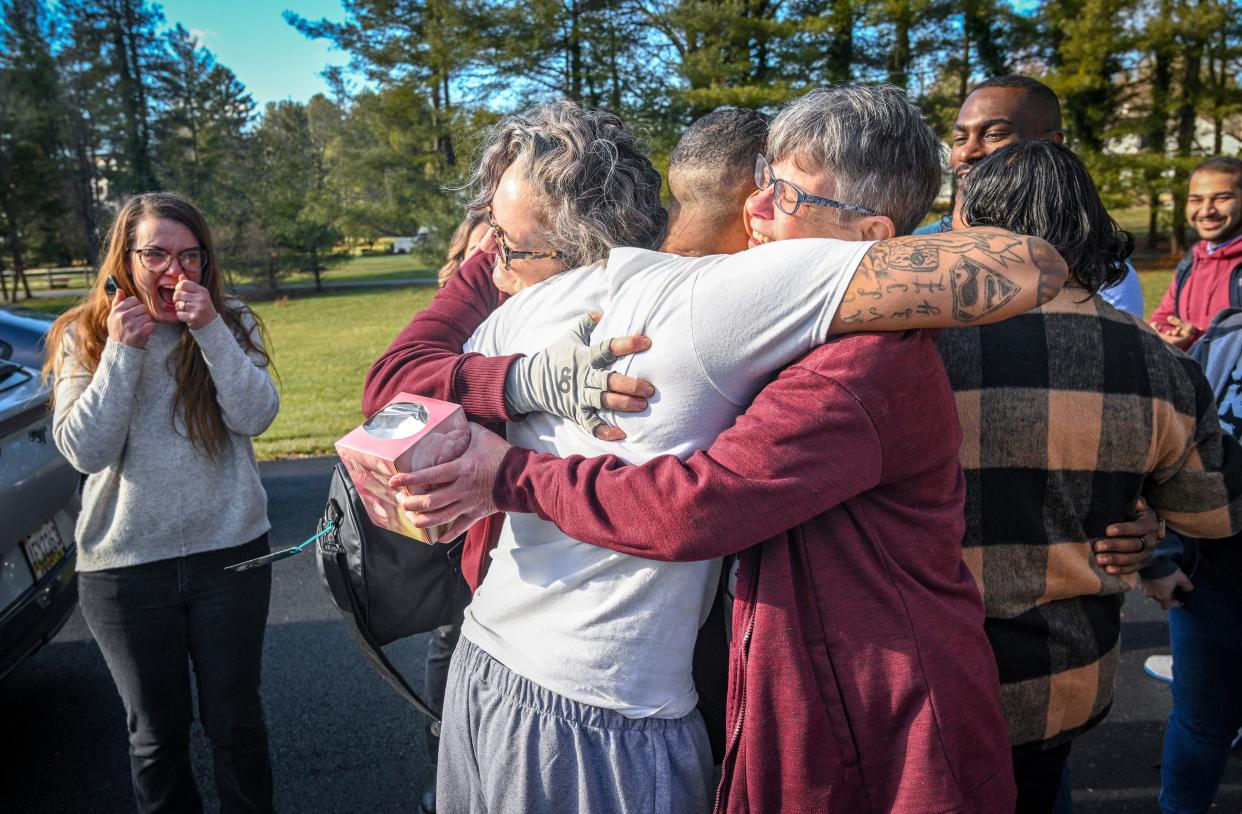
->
[[53, 310, 278, 571]]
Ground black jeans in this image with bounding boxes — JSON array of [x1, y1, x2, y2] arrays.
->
[[425, 620, 462, 725], [1012, 740, 1073, 814], [79, 536, 274, 814]]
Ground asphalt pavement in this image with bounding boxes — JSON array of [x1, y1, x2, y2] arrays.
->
[[4, 455, 1240, 812]]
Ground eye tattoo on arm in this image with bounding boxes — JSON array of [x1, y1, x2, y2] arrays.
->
[[840, 227, 1062, 328]]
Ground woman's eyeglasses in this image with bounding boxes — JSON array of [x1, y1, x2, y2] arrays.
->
[[486, 208, 563, 271], [754, 154, 880, 218], [131, 247, 208, 274]]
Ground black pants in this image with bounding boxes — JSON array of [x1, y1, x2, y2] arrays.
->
[[1012, 740, 1073, 814], [79, 536, 274, 814]]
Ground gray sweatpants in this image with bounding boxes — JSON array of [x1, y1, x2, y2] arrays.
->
[[438, 637, 715, 814]]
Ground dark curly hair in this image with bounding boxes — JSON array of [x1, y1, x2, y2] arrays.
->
[[961, 140, 1132, 294]]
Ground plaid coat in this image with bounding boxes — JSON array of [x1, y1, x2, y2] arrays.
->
[[937, 287, 1242, 753]]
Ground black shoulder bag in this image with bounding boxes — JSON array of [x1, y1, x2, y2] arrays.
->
[[316, 462, 473, 722]]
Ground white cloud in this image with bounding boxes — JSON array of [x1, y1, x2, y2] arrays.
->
[[187, 27, 219, 46]]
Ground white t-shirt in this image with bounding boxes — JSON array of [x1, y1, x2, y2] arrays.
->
[[461, 237, 872, 718]]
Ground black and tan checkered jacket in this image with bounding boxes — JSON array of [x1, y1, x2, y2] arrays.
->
[[937, 287, 1242, 753]]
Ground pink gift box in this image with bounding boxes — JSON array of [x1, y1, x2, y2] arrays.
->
[[335, 393, 468, 544]]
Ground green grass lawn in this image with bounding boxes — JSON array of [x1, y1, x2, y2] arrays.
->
[[279, 251, 435, 287], [1139, 269, 1172, 322], [250, 286, 434, 458], [11, 250, 434, 293], [11, 297, 80, 316]]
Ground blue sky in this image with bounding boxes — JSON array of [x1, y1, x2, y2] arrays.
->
[[158, 0, 354, 107], [155, 1, 1047, 108]]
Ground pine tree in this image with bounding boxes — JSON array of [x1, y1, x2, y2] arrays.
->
[[154, 24, 255, 211], [286, 0, 479, 167], [0, 0, 64, 300], [54, 15, 108, 268], [325, 84, 462, 246], [247, 99, 343, 293], [61, 0, 167, 196], [1041, 0, 1135, 153]]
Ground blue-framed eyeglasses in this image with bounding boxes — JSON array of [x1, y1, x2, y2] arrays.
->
[[754, 154, 880, 218]]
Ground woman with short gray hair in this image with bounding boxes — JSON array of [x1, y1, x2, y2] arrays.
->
[[765, 84, 944, 237]]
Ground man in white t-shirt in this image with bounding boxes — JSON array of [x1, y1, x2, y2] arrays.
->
[[392, 88, 1067, 814]]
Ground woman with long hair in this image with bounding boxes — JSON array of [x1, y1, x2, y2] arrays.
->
[[45, 192, 279, 813], [436, 213, 489, 289]]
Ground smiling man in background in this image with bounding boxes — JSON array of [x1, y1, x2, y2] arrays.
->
[[1150, 157, 1242, 349], [922, 74, 1146, 317]]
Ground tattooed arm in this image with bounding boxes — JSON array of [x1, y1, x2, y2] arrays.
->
[[829, 227, 1067, 333]]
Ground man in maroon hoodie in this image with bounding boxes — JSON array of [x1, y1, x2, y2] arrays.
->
[[1150, 157, 1242, 349]]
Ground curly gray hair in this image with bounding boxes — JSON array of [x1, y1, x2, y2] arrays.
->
[[466, 100, 667, 268], [768, 84, 944, 236]]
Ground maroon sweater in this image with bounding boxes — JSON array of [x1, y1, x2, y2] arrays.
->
[[363, 259, 1015, 812], [496, 332, 1014, 813]]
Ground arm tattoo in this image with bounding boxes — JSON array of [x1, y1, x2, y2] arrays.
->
[[884, 245, 940, 272], [876, 232, 1025, 273], [1030, 236, 1069, 304], [949, 258, 1019, 322], [847, 227, 1061, 326]]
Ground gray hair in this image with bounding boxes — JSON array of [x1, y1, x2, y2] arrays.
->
[[767, 84, 944, 235], [466, 100, 666, 267]]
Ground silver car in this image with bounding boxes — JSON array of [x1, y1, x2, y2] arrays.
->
[[0, 355, 79, 680]]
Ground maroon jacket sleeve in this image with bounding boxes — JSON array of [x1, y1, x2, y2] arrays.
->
[[362, 251, 520, 421], [491, 358, 884, 561]]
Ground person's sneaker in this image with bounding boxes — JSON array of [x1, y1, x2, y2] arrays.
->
[[1232, 727, 1242, 752], [1144, 654, 1174, 683], [419, 772, 437, 814]]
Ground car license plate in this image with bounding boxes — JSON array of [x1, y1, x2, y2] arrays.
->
[[21, 520, 67, 581]]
